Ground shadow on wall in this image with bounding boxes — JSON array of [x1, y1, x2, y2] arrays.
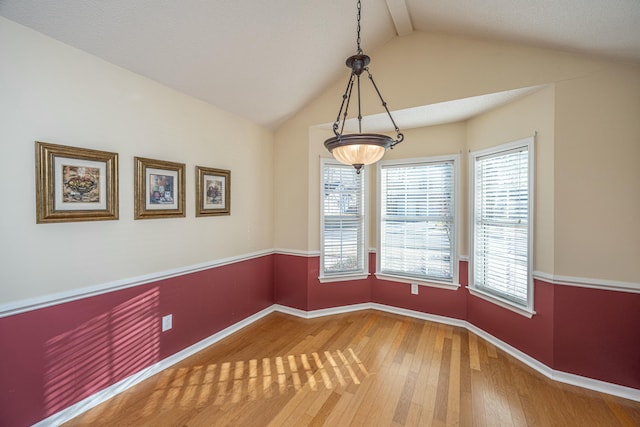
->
[[43, 288, 161, 417]]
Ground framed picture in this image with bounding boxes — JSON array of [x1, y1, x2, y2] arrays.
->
[[134, 157, 185, 219], [195, 166, 231, 216], [35, 141, 119, 223]]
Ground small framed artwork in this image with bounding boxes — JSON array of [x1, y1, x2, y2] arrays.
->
[[134, 157, 185, 219], [35, 141, 119, 223], [195, 166, 231, 216]]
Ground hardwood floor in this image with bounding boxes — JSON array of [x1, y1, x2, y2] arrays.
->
[[63, 310, 640, 426]]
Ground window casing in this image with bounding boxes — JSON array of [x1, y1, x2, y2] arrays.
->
[[320, 159, 368, 281], [377, 155, 459, 288], [469, 137, 534, 315]]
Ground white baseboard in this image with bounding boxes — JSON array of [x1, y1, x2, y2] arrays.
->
[[278, 303, 640, 403], [278, 303, 639, 402], [34, 302, 640, 426], [274, 303, 372, 319], [465, 322, 640, 402]]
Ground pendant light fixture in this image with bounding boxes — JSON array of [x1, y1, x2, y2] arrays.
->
[[324, 0, 404, 173]]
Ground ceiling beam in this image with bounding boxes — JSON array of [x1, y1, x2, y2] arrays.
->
[[385, 0, 413, 36]]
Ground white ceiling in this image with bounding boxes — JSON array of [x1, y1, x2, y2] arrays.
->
[[2, 0, 639, 130]]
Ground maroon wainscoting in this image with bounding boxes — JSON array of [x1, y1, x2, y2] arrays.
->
[[466, 279, 555, 367], [0, 284, 165, 426], [371, 279, 467, 320], [553, 285, 640, 390], [273, 253, 309, 310], [0, 255, 274, 427], [157, 255, 275, 357], [370, 256, 467, 320], [306, 255, 372, 311], [2, 253, 639, 426]]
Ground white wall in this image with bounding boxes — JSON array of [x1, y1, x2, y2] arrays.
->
[[0, 18, 274, 304]]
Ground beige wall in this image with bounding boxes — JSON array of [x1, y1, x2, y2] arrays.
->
[[272, 120, 312, 252], [467, 85, 556, 273], [2, 16, 638, 305], [554, 65, 640, 283], [0, 18, 274, 303], [274, 30, 640, 285], [307, 126, 334, 252]]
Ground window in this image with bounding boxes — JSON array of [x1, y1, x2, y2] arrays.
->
[[320, 159, 368, 281], [470, 137, 534, 315], [377, 156, 458, 287]]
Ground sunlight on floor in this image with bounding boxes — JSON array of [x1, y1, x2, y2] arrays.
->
[[126, 347, 371, 418]]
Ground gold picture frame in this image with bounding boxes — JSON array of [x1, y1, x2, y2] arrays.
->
[[134, 157, 185, 219], [35, 141, 119, 223], [195, 166, 231, 217]]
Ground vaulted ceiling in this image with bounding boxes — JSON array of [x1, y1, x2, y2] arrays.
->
[[2, 0, 639, 129]]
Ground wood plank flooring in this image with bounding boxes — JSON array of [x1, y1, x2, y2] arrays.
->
[[63, 310, 640, 426]]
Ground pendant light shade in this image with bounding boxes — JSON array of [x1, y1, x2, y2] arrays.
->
[[325, 133, 393, 173], [324, 0, 403, 173]]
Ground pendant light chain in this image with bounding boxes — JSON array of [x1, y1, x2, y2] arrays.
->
[[356, 0, 363, 55], [324, 0, 404, 173]]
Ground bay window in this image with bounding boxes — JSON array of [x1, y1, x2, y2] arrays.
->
[[469, 137, 534, 315], [377, 156, 459, 288], [320, 159, 368, 281]]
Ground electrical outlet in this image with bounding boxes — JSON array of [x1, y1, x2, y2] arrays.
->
[[162, 314, 173, 332], [411, 283, 419, 295]]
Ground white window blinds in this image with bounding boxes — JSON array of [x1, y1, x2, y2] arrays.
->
[[379, 159, 455, 282], [471, 139, 533, 308], [321, 161, 366, 277]]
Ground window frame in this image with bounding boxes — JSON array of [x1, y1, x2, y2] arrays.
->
[[375, 154, 460, 290], [469, 136, 535, 317], [319, 158, 369, 282]]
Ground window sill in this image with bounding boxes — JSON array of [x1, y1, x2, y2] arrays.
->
[[374, 273, 460, 291], [319, 273, 370, 284], [467, 287, 536, 318]]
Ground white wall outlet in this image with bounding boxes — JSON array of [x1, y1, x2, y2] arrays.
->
[[162, 314, 173, 332], [411, 283, 419, 295]]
